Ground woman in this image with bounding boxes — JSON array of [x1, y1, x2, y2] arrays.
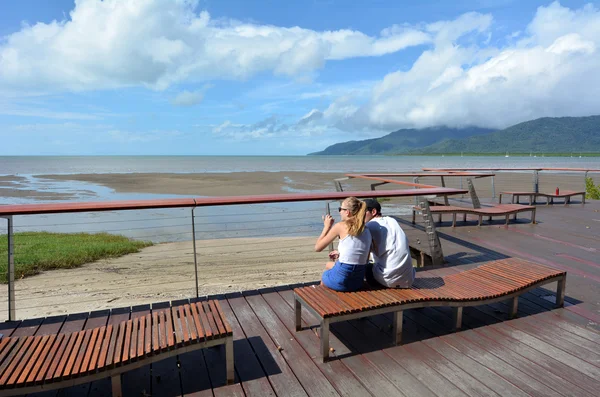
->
[[315, 196, 372, 292]]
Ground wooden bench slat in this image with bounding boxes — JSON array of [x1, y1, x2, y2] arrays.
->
[[97, 325, 113, 370], [172, 307, 184, 346], [184, 304, 198, 342], [35, 333, 64, 383], [165, 308, 175, 348], [20, 334, 51, 385], [50, 332, 76, 381], [70, 328, 93, 377], [137, 315, 146, 359], [208, 301, 227, 337], [128, 317, 137, 362], [61, 330, 85, 379], [0, 338, 19, 373], [144, 313, 152, 356], [179, 305, 191, 343], [86, 326, 105, 374], [120, 319, 133, 364], [152, 311, 160, 353], [191, 302, 206, 342], [112, 322, 126, 366], [202, 302, 219, 338], [213, 301, 233, 336], [159, 311, 168, 351], [5, 336, 40, 386], [195, 302, 213, 340]]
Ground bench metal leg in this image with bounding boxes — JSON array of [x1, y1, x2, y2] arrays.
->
[[226, 336, 235, 385], [111, 375, 122, 397], [582, 194, 586, 204], [478, 215, 482, 226], [556, 276, 566, 308], [505, 214, 509, 225], [320, 319, 330, 362], [393, 311, 403, 345], [499, 194, 503, 204], [531, 209, 536, 224], [438, 213, 442, 224], [452, 213, 456, 227], [509, 297, 518, 319], [463, 213, 467, 222], [295, 297, 302, 331], [452, 307, 463, 330], [412, 210, 416, 224]]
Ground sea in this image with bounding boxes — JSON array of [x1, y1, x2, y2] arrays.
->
[[1, 155, 598, 241]]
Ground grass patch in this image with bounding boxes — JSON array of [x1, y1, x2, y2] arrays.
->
[[0, 232, 152, 283]]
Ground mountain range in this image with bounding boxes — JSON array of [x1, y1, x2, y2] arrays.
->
[[309, 116, 600, 155]]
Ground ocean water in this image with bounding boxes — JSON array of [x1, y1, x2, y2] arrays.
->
[[1, 155, 599, 175]]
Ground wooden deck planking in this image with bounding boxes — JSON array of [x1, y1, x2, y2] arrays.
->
[[2, 199, 600, 396]]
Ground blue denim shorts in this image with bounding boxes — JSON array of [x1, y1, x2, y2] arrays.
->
[[322, 261, 366, 292]]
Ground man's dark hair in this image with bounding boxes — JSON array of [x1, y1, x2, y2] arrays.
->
[[363, 198, 381, 215]]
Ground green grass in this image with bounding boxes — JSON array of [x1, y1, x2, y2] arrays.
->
[[0, 232, 152, 283]]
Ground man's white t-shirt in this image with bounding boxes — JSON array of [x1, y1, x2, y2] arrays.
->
[[366, 216, 414, 288]]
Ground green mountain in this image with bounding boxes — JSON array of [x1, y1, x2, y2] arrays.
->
[[309, 126, 494, 155], [411, 116, 600, 154]]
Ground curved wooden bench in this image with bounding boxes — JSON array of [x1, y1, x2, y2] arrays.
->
[[412, 203, 536, 226], [0, 300, 233, 396], [499, 190, 586, 206], [294, 258, 566, 361]]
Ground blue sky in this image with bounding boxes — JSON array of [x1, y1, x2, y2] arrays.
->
[[1, 0, 599, 155]]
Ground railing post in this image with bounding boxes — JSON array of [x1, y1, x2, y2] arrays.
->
[[491, 176, 496, 200], [4, 216, 16, 321], [191, 208, 199, 299], [533, 170, 539, 194], [413, 177, 419, 206], [325, 202, 334, 252], [584, 171, 589, 190]]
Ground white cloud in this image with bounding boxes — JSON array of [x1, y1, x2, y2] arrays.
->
[[0, 0, 430, 93], [171, 90, 204, 106], [310, 2, 600, 131]]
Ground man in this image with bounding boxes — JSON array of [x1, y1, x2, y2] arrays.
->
[[363, 198, 415, 288]]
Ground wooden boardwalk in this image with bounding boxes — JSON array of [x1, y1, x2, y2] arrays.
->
[[2, 200, 600, 396]]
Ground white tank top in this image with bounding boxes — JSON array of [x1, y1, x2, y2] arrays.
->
[[337, 228, 372, 265]]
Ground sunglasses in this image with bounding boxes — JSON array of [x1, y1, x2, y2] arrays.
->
[[338, 207, 349, 212]]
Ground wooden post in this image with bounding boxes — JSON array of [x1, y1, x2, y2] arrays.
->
[[393, 311, 403, 345], [533, 170, 539, 194], [440, 176, 449, 205], [418, 199, 444, 266], [466, 178, 481, 209], [295, 297, 302, 331]]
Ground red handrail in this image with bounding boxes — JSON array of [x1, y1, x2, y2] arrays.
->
[[0, 188, 468, 216], [346, 172, 495, 177], [422, 167, 600, 172]]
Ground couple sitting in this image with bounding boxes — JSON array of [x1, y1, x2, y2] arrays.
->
[[315, 197, 415, 292]]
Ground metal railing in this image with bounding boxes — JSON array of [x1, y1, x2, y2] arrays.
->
[[1, 187, 466, 321]]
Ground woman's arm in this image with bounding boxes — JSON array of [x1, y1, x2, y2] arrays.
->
[[315, 216, 342, 252]]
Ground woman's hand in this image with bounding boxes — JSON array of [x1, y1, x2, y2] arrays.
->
[[328, 250, 339, 261], [322, 214, 335, 229]]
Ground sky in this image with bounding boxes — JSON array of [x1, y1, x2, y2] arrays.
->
[[1, 0, 599, 155]]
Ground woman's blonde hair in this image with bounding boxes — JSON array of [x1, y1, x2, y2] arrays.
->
[[343, 197, 367, 236]]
